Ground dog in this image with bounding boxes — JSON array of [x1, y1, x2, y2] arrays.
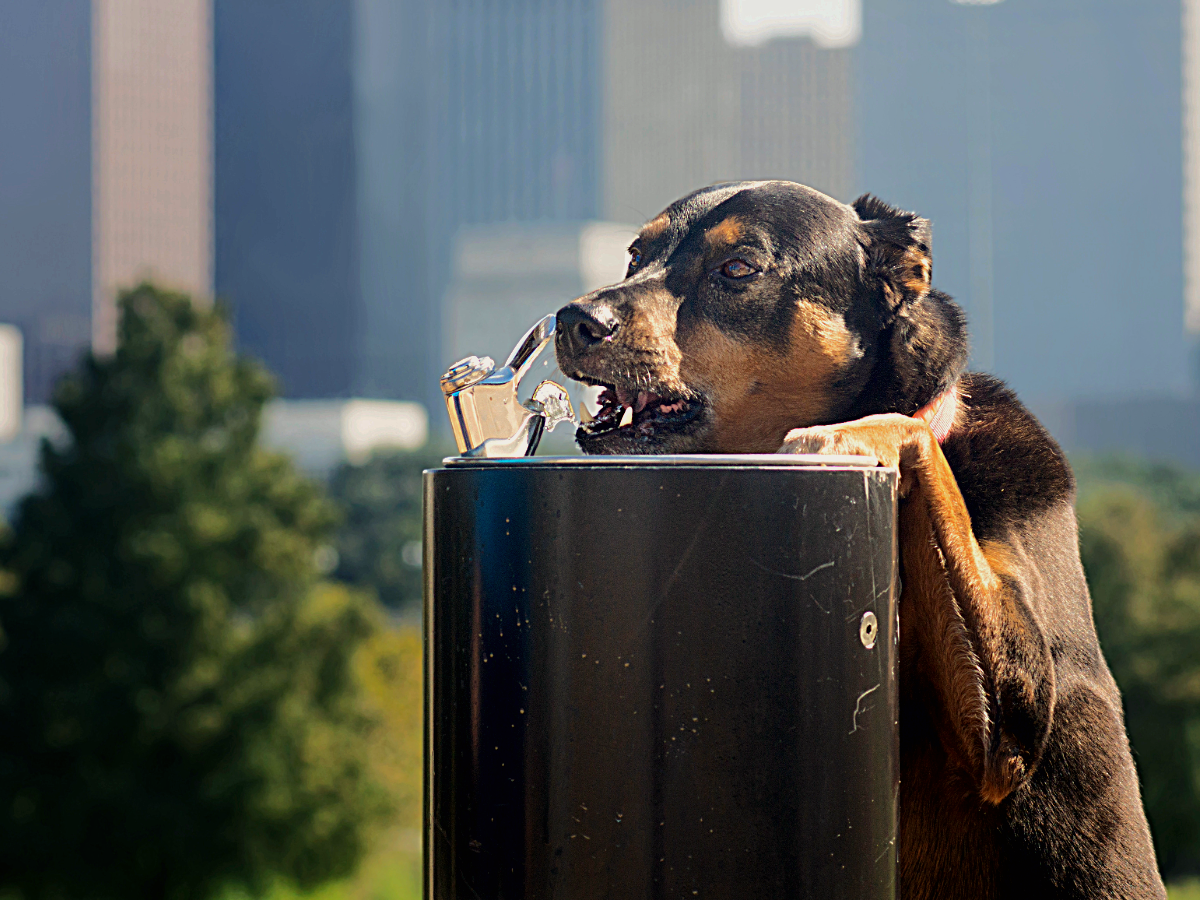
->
[[554, 181, 1165, 899]]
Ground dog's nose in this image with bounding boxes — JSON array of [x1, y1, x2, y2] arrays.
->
[[556, 302, 619, 355]]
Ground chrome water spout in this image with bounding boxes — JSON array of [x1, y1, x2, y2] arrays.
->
[[440, 314, 575, 457]]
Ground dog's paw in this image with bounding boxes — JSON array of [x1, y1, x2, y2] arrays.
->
[[777, 414, 924, 472], [778, 425, 848, 456]]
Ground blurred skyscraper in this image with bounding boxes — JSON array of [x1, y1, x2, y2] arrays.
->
[[0, 0, 213, 401], [214, 0, 360, 400], [859, 0, 1187, 402], [1185, 0, 1200, 350], [92, 0, 213, 354], [603, 0, 856, 221], [214, 0, 602, 407], [433, 0, 857, 412], [354, 0, 603, 410], [443, 220, 634, 368], [214, 1, 856, 410]]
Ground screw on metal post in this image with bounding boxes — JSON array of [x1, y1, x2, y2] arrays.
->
[[859, 611, 879, 649]]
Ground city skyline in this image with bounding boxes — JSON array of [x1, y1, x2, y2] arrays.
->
[[0, 0, 1196, 420]]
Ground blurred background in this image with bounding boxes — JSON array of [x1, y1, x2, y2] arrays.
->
[[3, 0, 1200, 897]]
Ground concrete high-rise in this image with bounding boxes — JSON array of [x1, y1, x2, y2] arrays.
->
[[602, 0, 856, 222], [0, 0, 213, 401], [92, 0, 213, 354], [1185, 0, 1200, 353]]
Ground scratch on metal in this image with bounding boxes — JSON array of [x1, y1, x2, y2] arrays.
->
[[749, 558, 835, 582], [849, 683, 880, 735]]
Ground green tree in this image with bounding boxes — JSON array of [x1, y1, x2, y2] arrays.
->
[[0, 284, 389, 900], [328, 446, 450, 611], [1077, 459, 1200, 875]]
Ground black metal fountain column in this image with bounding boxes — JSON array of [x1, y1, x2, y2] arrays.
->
[[424, 455, 899, 900]]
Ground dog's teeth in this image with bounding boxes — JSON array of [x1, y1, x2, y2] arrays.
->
[[579, 401, 594, 423], [619, 406, 634, 428]]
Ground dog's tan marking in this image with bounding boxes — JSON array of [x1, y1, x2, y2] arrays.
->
[[678, 303, 854, 453], [641, 213, 669, 241], [901, 245, 933, 297], [704, 216, 745, 248], [980, 540, 1019, 582]]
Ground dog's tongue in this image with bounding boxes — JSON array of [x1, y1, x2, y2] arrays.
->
[[635, 391, 659, 413], [614, 388, 661, 413]]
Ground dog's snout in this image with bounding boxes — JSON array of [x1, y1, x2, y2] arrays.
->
[[557, 303, 619, 355]]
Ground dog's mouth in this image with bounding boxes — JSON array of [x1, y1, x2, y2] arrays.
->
[[575, 382, 706, 452]]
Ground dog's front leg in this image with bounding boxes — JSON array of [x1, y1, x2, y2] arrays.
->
[[780, 414, 1055, 804]]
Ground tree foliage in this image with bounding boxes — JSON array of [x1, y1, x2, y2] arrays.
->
[[1078, 459, 1200, 876], [0, 284, 389, 900], [355, 624, 424, 832], [328, 446, 450, 611]]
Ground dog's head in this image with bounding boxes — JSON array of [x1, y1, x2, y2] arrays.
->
[[555, 181, 969, 454]]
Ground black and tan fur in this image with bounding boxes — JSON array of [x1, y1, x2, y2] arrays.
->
[[554, 181, 1165, 899]]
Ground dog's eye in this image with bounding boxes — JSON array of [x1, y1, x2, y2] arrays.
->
[[628, 248, 642, 271], [719, 258, 756, 279]]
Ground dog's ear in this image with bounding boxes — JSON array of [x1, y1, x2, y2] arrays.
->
[[853, 194, 932, 306], [845, 195, 968, 416]]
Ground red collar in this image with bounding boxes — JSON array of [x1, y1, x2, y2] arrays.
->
[[912, 386, 959, 443]]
